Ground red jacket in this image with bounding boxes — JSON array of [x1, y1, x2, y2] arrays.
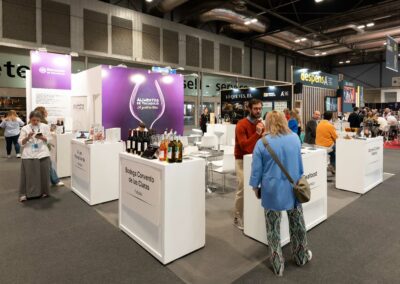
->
[[234, 118, 261, 159]]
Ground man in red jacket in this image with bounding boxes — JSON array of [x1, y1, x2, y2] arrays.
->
[[234, 99, 264, 230]]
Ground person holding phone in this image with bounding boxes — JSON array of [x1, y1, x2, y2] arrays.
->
[[18, 111, 52, 202]]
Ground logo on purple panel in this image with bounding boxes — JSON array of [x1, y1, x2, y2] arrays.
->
[[30, 51, 71, 90]]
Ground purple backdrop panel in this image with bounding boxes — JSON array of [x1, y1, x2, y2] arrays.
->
[[30, 51, 71, 90], [101, 66, 184, 139]]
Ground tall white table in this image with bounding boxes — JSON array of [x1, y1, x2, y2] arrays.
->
[[207, 124, 236, 146], [119, 153, 205, 264], [50, 133, 74, 178], [336, 137, 383, 194], [71, 139, 124, 205], [243, 148, 328, 246]]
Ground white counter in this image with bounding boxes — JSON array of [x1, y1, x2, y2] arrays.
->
[[207, 123, 236, 146], [119, 153, 206, 264], [71, 139, 124, 205], [50, 133, 74, 178], [336, 136, 383, 194], [243, 148, 327, 246]]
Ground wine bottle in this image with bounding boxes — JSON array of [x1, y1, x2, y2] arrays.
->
[[159, 131, 167, 161], [143, 131, 149, 152], [167, 132, 176, 163], [137, 131, 143, 155], [176, 135, 183, 163], [132, 130, 137, 154], [126, 129, 132, 153]]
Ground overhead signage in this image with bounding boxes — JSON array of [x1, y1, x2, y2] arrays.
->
[[0, 53, 30, 88], [221, 85, 292, 102], [293, 67, 339, 90], [30, 51, 71, 90], [151, 66, 177, 74], [386, 36, 398, 72]]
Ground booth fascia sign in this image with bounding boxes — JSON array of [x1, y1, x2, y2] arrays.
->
[[100, 65, 184, 138], [221, 85, 292, 102], [293, 67, 339, 90], [26, 51, 72, 129], [184, 75, 250, 97]]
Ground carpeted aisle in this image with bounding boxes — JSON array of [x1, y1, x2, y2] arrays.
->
[[0, 156, 183, 284]]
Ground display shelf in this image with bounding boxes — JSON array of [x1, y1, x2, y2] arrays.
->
[[336, 137, 383, 194], [119, 153, 205, 264], [71, 139, 124, 205], [243, 148, 328, 246]]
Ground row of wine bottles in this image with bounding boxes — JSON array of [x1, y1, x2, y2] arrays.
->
[[159, 130, 183, 163], [126, 129, 152, 155]]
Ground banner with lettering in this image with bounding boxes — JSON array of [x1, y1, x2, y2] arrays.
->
[[30, 51, 71, 90], [101, 66, 184, 138], [293, 67, 338, 90], [220, 85, 292, 123]]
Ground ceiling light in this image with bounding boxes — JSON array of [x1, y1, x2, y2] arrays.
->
[[346, 60, 351, 63], [315, 53, 320, 56], [300, 38, 307, 42], [322, 52, 327, 55], [315, 0, 324, 3], [357, 25, 365, 29], [250, 18, 258, 23], [38, 47, 47, 52], [145, 0, 153, 2], [70, 51, 79, 57], [366, 22, 375, 27], [294, 39, 301, 43], [244, 20, 251, 25], [383, 42, 387, 45], [339, 61, 344, 64]]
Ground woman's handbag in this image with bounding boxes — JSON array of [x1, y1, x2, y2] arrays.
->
[[261, 137, 311, 203]]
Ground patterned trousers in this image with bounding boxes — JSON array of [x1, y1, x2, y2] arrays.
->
[[264, 205, 310, 275]]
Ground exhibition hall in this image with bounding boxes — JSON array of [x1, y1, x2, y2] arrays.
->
[[1, 0, 400, 283]]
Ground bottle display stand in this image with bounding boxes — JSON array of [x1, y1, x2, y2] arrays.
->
[[71, 139, 124, 205], [119, 153, 206, 264], [50, 132, 74, 178], [336, 137, 383, 194], [243, 148, 328, 246]]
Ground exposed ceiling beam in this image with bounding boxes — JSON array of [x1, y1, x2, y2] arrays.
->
[[242, 0, 355, 51]]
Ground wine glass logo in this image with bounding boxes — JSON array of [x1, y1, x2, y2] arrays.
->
[[129, 74, 166, 129]]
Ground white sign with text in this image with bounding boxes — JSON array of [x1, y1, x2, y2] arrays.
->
[[121, 158, 161, 225], [72, 143, 90, 183]]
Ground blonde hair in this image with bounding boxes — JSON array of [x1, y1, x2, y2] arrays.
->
[[290, 109, 301, 122], [6, 110, 18, 121], [265, 111, 292, 136]]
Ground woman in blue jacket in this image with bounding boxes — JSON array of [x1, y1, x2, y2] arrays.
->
[[288, 110, 299, 134], [250, 110, 312, 276]]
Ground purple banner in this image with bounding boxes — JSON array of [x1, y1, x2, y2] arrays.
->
[[101, 66, 184, 139], [30, 51, 71, 90]]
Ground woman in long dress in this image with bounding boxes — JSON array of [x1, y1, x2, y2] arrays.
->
[[18, 111, 52, 202]]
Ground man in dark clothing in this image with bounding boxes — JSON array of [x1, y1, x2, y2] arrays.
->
[[348, 107, 361, 128], [304, 110, 321, 144]]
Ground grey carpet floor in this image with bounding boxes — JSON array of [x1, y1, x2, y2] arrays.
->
[[0, 157, 183, 284], [234, 149, 400, 283]]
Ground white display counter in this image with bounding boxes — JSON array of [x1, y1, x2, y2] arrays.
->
[[207, 123, 236, 146], [243, 148, 327, 246], [336, 136, 383, 194], [71, 139, 124, 205], [50, 133, 74, 178], [119, 153, 206, 264]]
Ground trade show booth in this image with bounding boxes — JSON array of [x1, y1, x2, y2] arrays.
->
[[243, 148, 328, 245], [119, 153, 205, 264]]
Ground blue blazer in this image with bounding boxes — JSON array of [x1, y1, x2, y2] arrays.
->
[[249, 133, 304, 211]]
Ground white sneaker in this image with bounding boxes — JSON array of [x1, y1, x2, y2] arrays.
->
[[7, 155, 11, 159], [307, 250, 312, 262], [55, 181, 64, 187], [233, 217, 244, 230], [16, 154, 21, 158]]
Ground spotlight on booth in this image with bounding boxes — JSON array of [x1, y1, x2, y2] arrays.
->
[[161, 75, 174, 84], [101, 69, 109, 78], [268, 86, 276, 90], [31, 52, 41, 63], [130, 74, 146, 84]]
